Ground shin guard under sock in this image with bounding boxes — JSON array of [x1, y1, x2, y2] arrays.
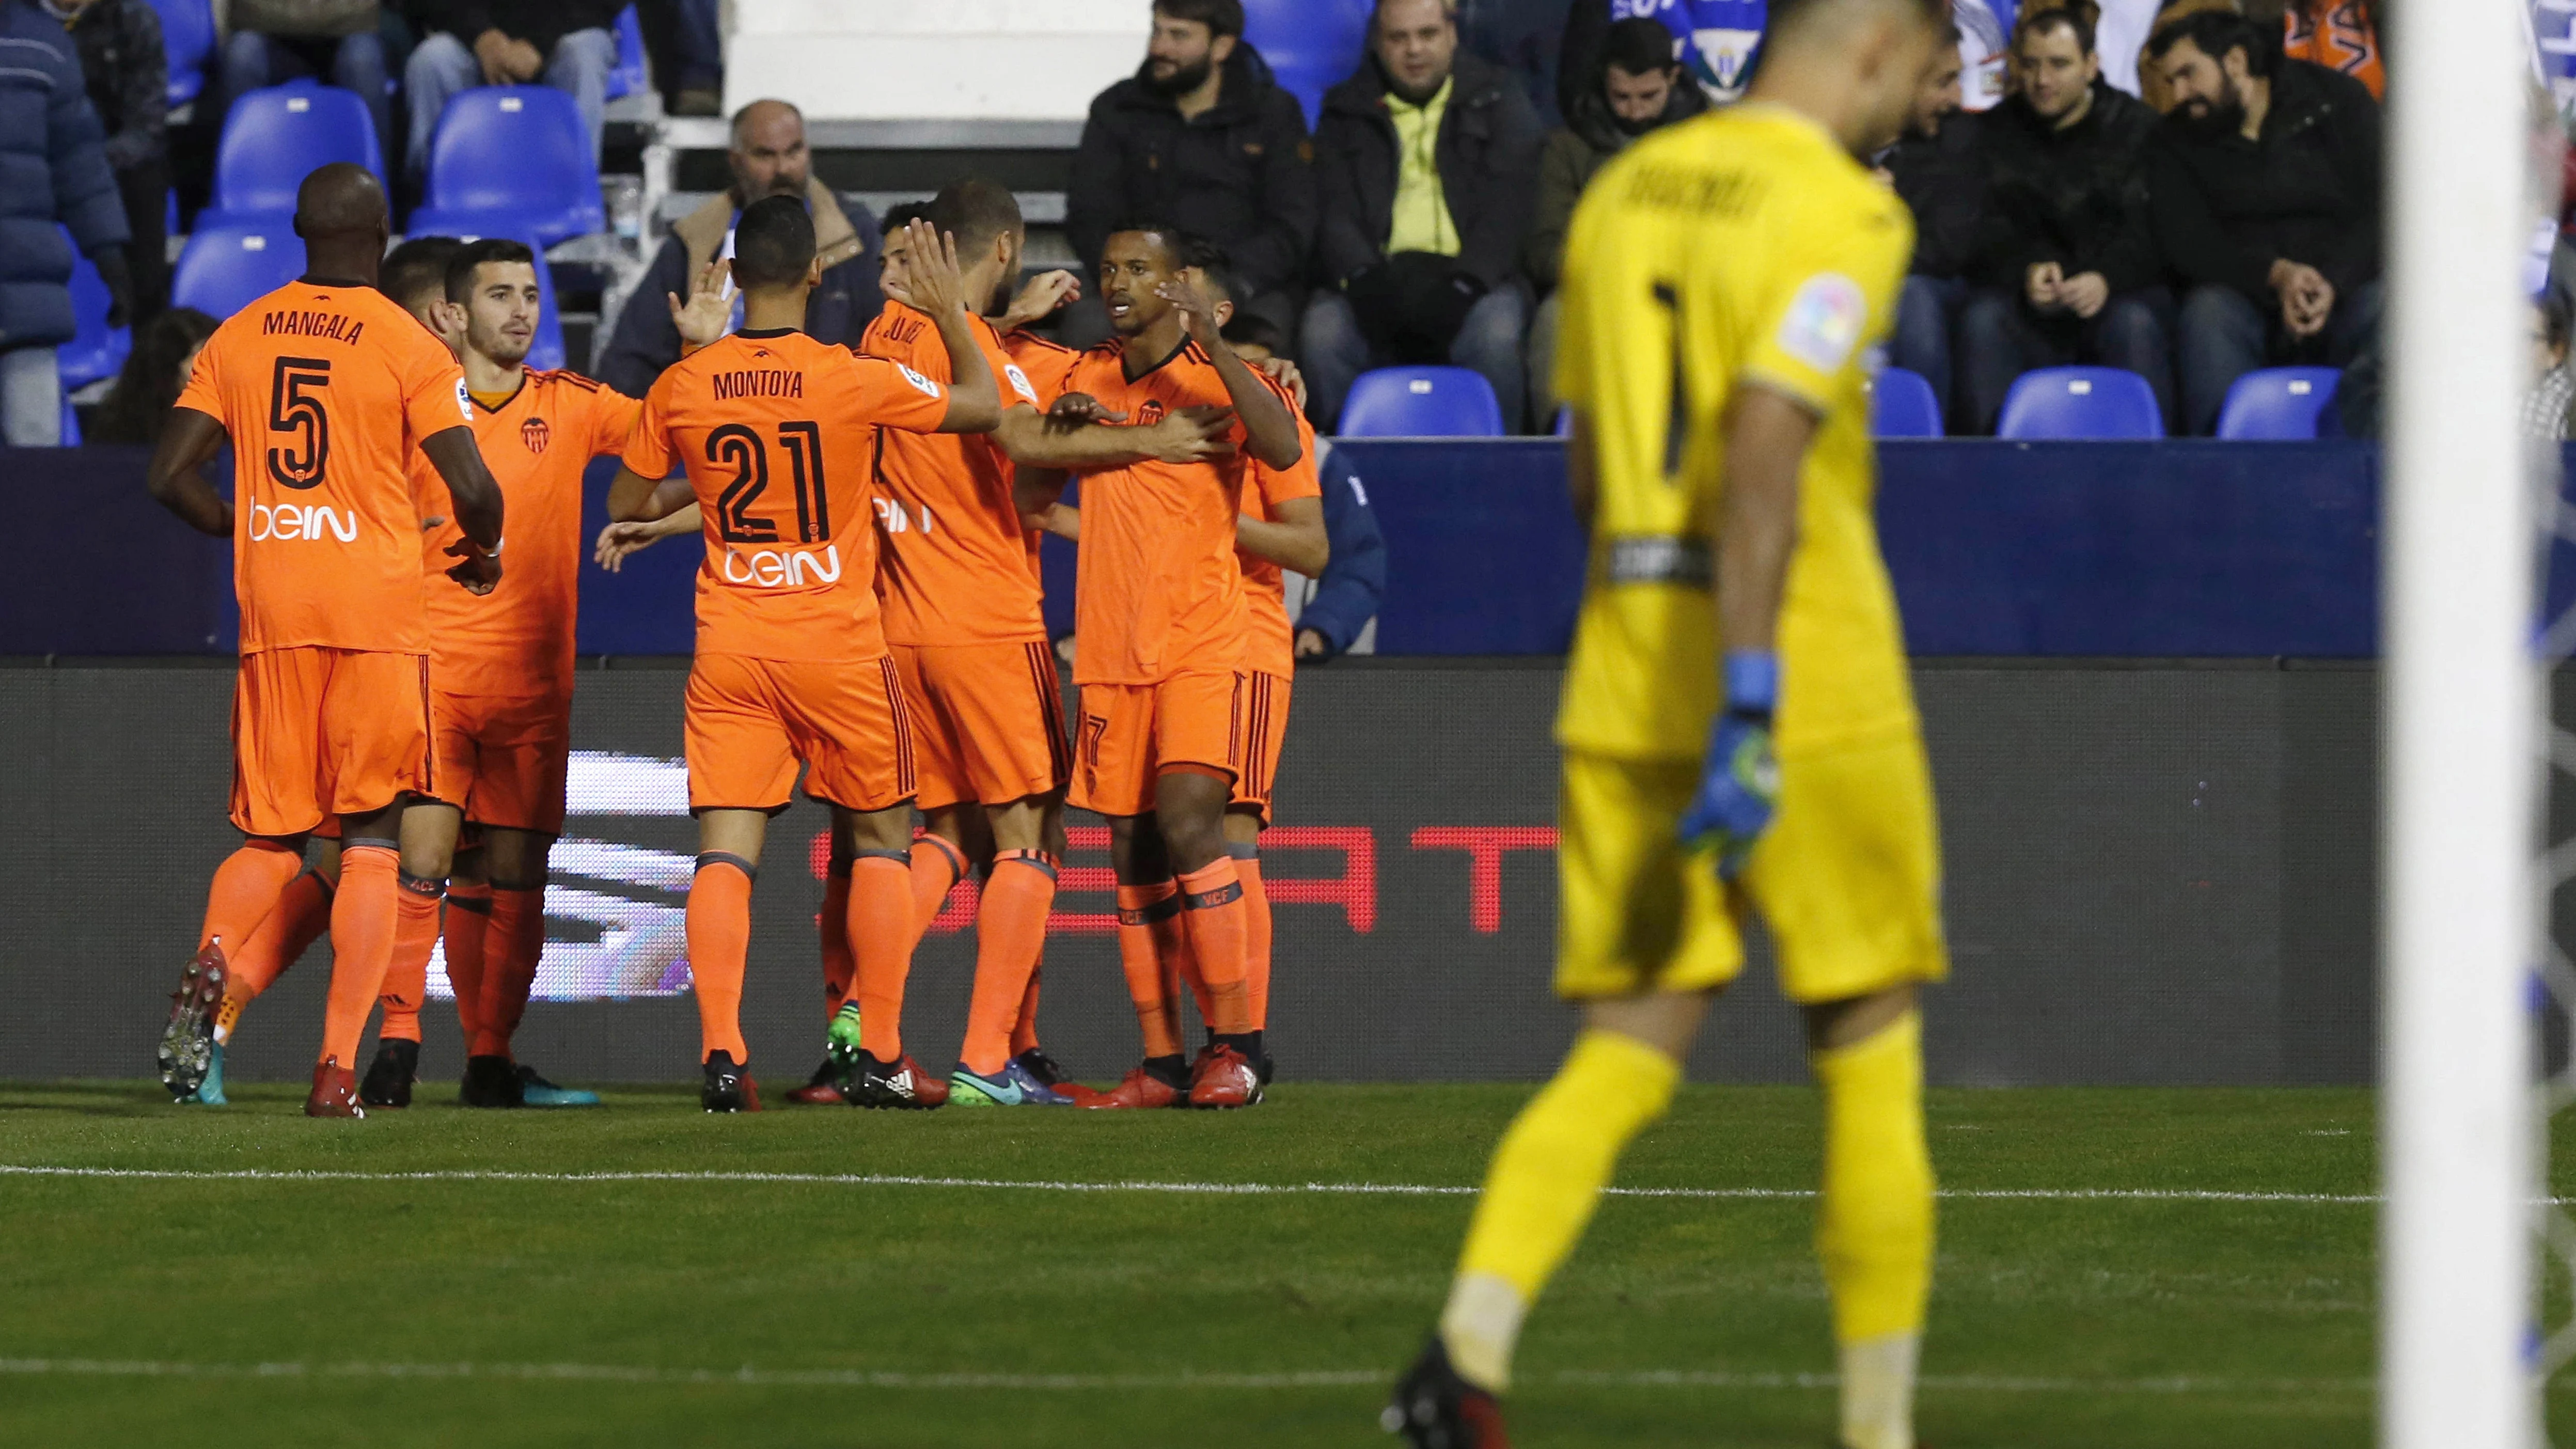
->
[[1116, 881, 1184, 1059], [471, 887, 545, 1058], [199, 839, 303, 958], [374, 872, 446, 1043], [851, 854, 915, 1062], [686, 855, 755, 1064], [441, 881, 493, 1044], [1813, 1012, 1934, 1449], [1177, 859, 1252, 1035], [319, 845, 402, 1068], [959, 851, 1057, 1075]]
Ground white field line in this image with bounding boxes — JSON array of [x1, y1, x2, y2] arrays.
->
[[0, 1356, 2400, 1395], [0, 1163, 2397, 1204]]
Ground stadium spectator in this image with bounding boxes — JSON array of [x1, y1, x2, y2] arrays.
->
[[46, 0, 167, 322], [1523, 16, 1704, 426], [1298, 437, 1388, 659], [2527, 285, 2573, 443], [638, 0, 723, 116], [1306, 0, 1544, 431], [399, 0, 621, 180], [219, 1, 391, 164], [0, 0, 129, 446], [1956, 7, 2172, 432], [2282, 0, 2380, 102], [1878, 34, 1977, 431], [86, 303, 215, 443], [596, 98, 885, 399], [2147, 10, 2382, 434], [1064, 0, 1315, 347], [1557, 0, 1768, 115]]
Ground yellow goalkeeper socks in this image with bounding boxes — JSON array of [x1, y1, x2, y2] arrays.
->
[[1812, 1010, 1934, 1449], [1442, 1028, 1682, 1391]]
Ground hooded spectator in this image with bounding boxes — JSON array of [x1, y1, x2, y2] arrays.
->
[[0, 0, 130, 446], [45, 0, 165, 322], [1956, 6, 2172, 432], [1306, 0, 1544, 431], [1064, 0, 1316, 346], [1525, 15, 1705, 425], [2147, 9, 2382, 433]]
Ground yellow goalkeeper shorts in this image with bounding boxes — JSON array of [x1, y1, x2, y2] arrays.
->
[[1554, 737, 1950, 1004]]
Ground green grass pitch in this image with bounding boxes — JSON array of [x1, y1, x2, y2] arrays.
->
[[0, 1080, 2558, 1446]]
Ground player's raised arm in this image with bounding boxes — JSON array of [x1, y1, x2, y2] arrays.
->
[[1237, 496, 1328, 576], [884, 218, 1001, 435], [420, 425, 507, 594], [145, 405, 234, 538], [1157, 269, 1300, 470], [995, 402, 1236, 470]]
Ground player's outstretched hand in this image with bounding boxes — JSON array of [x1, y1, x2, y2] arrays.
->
[[669, 258, 733, 350], [595, 519, 666, 573], [1146, 405, 1238, 464], [1046, 392, 1127, 432], [887, 219, 972, 319], [444, 537, 502, 596], [1155, 270, 1223, 346], [1677, 653, 1782, 880], [1255, 356, 1309, 410], [1002, 270, 1082, 330]]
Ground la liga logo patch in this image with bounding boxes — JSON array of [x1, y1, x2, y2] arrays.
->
[[1777, 273, 1867, 375]]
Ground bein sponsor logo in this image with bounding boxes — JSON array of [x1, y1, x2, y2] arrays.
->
[[717, 543, 842, 587], [246, 502, 358, 542]]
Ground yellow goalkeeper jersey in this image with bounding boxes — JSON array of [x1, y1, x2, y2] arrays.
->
[[1553, 104, 1920, 762]]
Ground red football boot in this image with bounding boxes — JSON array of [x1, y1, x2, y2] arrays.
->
[[1188, 1044, 1261, 1109], [305, 1056, 365, 1118], [1077, 1064, 1188, 1110], [852, 1053, 949, 1109], [784, 1058, 847, 1105]]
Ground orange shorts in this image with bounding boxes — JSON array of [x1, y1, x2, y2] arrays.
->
[[427, 690, 572, 833], [892, 640, 1070, 812], [684, 652, 916, 814], [1229, 669, 1291, 825], [1069, 669, 1242, 819], [229, 646, 433, 838]]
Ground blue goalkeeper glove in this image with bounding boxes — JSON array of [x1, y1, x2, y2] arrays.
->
[[1677, 652, 1781, 880]]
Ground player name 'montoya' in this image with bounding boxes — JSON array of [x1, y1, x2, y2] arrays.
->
[[261, 309, 366, 344], [710, 368, 804, 400]]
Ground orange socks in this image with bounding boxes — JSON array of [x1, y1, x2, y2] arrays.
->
[[319, 844, 400, 1068], [818, 863, 853, 1017], [852, 853, 915, 1061], [903, 834, 967, 956], [1011, 956, 1044, 1058], [959, 852, 1058, 1076], [1179, 859, 1253, 1035], [686, 854, 754, 1064], [374, 872, 446, 1043], [218, 867, 333, 1029], [472, 887, 544, 1058], [1236, 852, 1272, 1032], [443, 881, 493, 1045], [199, 839, 303, 958], [1116, 881, 1185, 1060]]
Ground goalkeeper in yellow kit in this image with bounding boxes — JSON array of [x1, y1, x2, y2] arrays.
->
[[1384, 2, 1955, 1446]]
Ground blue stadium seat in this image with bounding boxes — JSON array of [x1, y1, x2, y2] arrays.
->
[[2216, 367, 2342, 440], [1871, 367, 1943, 438], [1551, 404, 1574, 437], [606, 6, 648, 101], [57, 396, 81, 447], [171, 222, 307, 320], [422, 87, 606, 245], [402, 226, 568, 372], [1996, 366, 2165, 440], [1339, 366, 1506, 438], [1245, 0, 1370, 128], [202, 81, 384, 225], [56, 229, 130, 391], [149, 0, 216, 107]]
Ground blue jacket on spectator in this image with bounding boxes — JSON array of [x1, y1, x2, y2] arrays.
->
[[1297, 439, 1386, 657], [0, 1, 129, 351]]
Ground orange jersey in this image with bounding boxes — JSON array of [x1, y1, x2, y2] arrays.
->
[[2284, 3, 2383, 100], [1061, 339, 1289, 685], [415, 370, 642, 698], [621, 327, 950, 663], [1002, 329, 1086, 405], [862, 304, 1050, 646], [176, 280, 471, 655], [1238, 411, 1322, 678]]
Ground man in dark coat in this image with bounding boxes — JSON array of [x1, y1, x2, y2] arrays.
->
[[48, 0, 164, 322], [595, 99, 883, 398], [1956, 6, 2171, 433], [1064, 0, 1315, 345], [0, 0, 130, 445], [1303, 0, 1544, 430], [1877, 33, 1980, 430], [2146, 9, 2381, 433], [400, 0, 623, 178]]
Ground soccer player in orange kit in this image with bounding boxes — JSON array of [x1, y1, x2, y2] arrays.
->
[[605, 200, 1001, 1111], [146, 164, 505, 1117], [1014, 224, 1305, 1109]]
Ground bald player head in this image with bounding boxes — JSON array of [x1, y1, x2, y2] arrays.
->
[[292, 163, 393, 286], [1753, 0, 1953, 155]]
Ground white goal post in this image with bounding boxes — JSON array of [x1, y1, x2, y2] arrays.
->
[[2381, 1, 2545, 1445]]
